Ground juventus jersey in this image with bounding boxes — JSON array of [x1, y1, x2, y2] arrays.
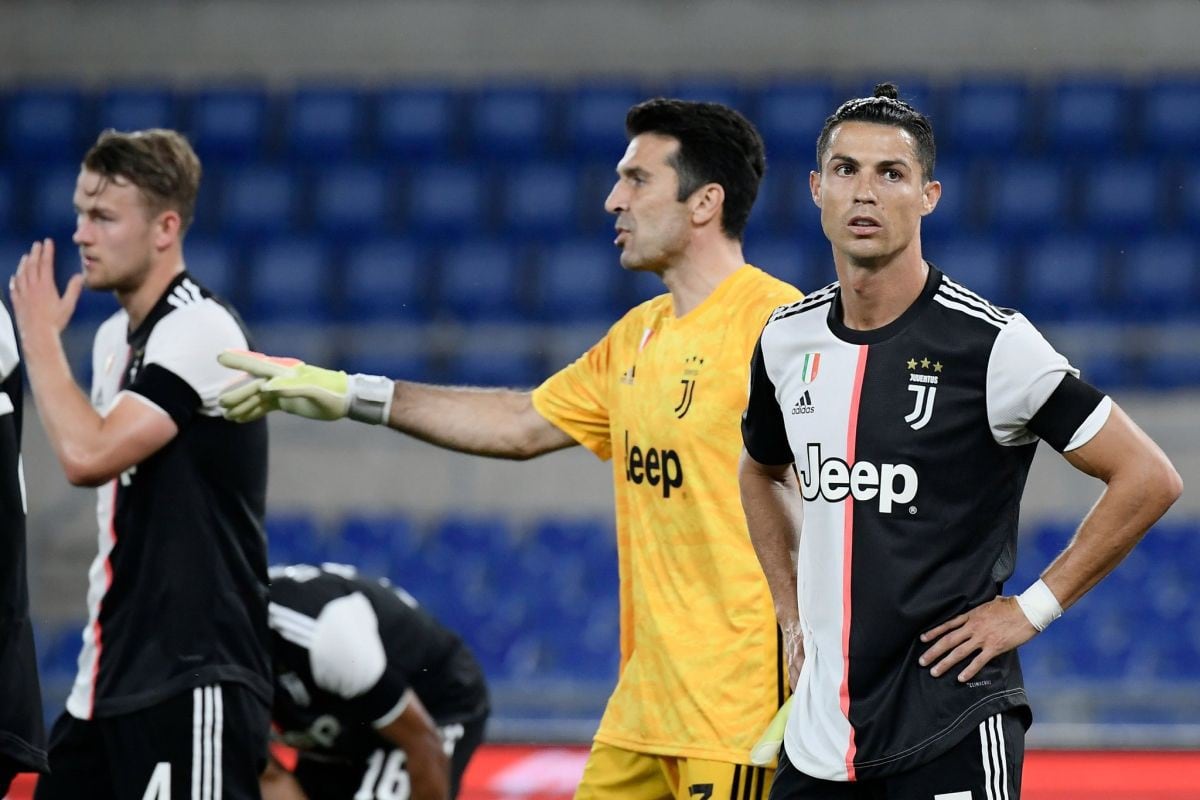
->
[[267, 564, 489, 763], [67, 272, 271, 719], [0, 302, 47, 773], [742, 266, 1109, 781]]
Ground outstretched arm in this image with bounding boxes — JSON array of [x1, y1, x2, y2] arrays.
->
[[739, 449, 804, 691], [920, 403, 1182, 682], [259, 753, 309, 800], [218, 350, 576, 460]]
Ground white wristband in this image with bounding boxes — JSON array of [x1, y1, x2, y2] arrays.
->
[[1015, 579, 1063, 632], [347, 374, 395, 425]]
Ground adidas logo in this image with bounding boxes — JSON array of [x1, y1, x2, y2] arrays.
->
[[791, 390, 815, 415]]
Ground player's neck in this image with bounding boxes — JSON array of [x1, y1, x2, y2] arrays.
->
[[660, 234, 745, 318], [119, 253, 185, 330], [835, 252, 928, 332]]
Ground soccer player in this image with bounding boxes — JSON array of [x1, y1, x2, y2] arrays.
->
[[219, 99, 803, 799], [259, 563, 489, 800], [10, 129, 272, 799], [739, 84, 1182, 798], [0, 299, 48, 794]]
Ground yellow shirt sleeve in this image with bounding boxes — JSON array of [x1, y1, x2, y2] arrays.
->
[[531, 328, 616, 461]]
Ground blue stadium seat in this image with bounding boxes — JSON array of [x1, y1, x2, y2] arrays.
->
[[217, 166, 299, 239], [342, 238, 428, 322], [943, 78, 1032, 155], [97, 86, 178, 132], [1143, 353, 1200, 390], [468, 85, 555, 159], [499, 162, 580, 238], [535, 239, 621, 322], [405, 163, 488, 238], [1116, 235, 1198, 317], [244, 238, 332, 321], [564, 81, 646, 160], [1019, 235, 1107, 320], [284, 87, 367, 160], [444, 333, 541, 388], [5, 87, 88, 161], [332, 513, 420, 582], [662, 78, 749, 116], [778, 161, 842, 243], [928, 236, 1017, 308], [436, 240, 525, 321], [185, 237, 239, 302], [745, 237, 814, 293], [310, 163, 395, 237], [434, 515, 515, 556], [0, 169, 18, 234], [1044, 78, 1131, 156], [755, 79, 836, 160], [576, 161, 621, 234], [1078, 158, 1161, 236], [920, 159, 974, 237], [743, 166, 787, 238], [1141, 77, 1200, 153], [187, 87, 272, 162], [30, 165, 80, 239], [1175, 158, 1200, 230], [985, 159, 1072, 236], [376, 85, 457, 159], [265, 514, 329, 566]]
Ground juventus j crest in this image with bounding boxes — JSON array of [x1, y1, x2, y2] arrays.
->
[[905, 356, 942, 430]]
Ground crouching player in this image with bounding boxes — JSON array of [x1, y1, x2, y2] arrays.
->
[[260, 563, 490, 800]]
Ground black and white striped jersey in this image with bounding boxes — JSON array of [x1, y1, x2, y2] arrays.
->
[[67, 272, 271, 720], [742, 265, 1109, 782], [0, 301, 47, 773], [267, 564, 489, 762]]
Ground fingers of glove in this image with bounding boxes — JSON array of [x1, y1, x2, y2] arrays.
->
[[218, 349, 305, 378], [223, 393, 272, 423], [219, 375, 268, 409]]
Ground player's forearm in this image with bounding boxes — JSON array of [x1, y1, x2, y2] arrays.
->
[[259, 755, 310, 800], [20, 329, 110, 483], [386, 381, 573, 460], [406, 751, 452, 800], [739, 452, 803, 628], [1041, 449, 1181, 610]]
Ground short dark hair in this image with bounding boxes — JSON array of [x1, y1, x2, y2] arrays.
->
[[815, 83, 936, 181], [82, 129, 203, 234], [625, 98, 766, 240]]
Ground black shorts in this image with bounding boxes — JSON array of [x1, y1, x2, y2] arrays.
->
[[770, 711, 1025, 800], [34, 683, 269, 800], [293, 712, 487, 799]]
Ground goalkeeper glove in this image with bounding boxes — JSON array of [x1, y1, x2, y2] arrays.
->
[[217, 349, 394, 425], [749, 695, 793, 766]]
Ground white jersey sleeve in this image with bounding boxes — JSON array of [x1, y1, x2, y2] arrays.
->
[[142, 299, 250, 416], [307, 592, 389, 699], [986, 313, 1110, 451], [0, 303, 18, 382]]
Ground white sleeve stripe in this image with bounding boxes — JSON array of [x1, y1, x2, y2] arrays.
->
[[115, 390, 172, 419], [268, 602, 317, 647], [373, 688, 414, 729], [939, 282, 1008, 323], [933, 295, 1006, 330], [1064, 395, 1112, 452]]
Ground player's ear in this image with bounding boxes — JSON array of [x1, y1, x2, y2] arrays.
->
[[690, 182, 724, 227], [920, 178, 942, 217], [809, 170, 822, 208]]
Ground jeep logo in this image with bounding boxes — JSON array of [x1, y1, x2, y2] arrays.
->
[[798, 443, 917, 513], [624, 430, 684, 498]]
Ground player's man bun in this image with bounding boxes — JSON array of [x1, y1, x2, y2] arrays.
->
[[815, 81, 937, 180], [873, 83, 900, 100]]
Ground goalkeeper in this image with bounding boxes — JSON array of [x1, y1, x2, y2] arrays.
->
[[222, 98, 801, 800]]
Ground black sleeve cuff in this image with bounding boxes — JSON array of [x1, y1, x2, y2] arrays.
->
[[1027, 373, 1106, 452], [126, 363, 201, 428]]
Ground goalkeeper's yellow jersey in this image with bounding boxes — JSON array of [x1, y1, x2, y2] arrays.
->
[[532, 264, 803, 763]]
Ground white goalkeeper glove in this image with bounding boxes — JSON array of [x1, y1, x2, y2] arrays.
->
[[217, 349, 394, 425]]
